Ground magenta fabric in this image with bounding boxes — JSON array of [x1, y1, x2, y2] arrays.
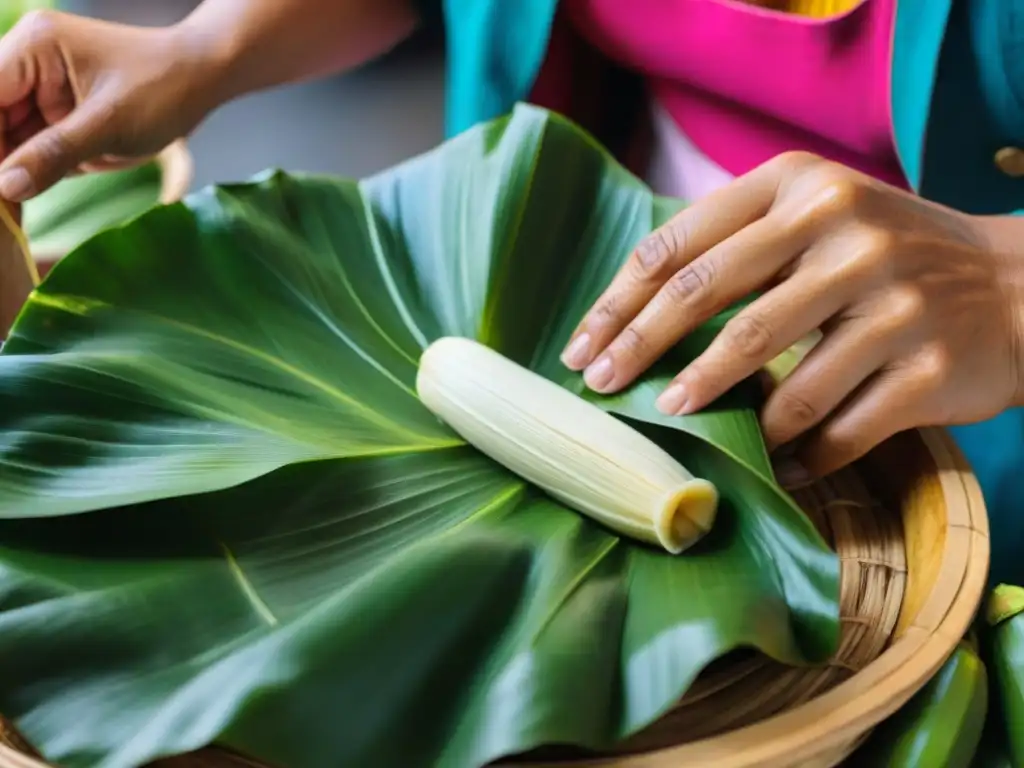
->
[[535, 0, 907, 191]]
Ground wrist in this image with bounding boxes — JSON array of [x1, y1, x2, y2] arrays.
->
[[167, 11, 247, 113], [973, 214, 1024, 408], [170, 0, 419, 108]]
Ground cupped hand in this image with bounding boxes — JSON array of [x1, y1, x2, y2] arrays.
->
[[560, 151, 1024, 480], [0, 9, 215, 202]]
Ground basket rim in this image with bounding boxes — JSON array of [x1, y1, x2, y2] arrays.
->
[[519, 426, 990, 768], [30, 140, 193, 264]]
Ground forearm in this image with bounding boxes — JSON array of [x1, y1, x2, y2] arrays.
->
[[174, 0, 419, 105]]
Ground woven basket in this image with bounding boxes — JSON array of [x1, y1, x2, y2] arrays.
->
[[0, 425, 988, 768], [32, 140, 194, 276]]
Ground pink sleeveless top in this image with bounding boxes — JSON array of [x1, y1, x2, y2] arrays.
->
[[531, 0, 906, 200]]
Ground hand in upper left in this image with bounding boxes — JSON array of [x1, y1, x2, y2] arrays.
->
[[560, 151, 1024, 481]]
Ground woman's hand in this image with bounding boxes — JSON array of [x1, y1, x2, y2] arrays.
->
[[0, 9, 218, 202], [560, 151, 1024, 480], [0, 0, 419, 204]]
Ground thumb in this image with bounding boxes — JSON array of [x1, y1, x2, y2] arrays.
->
[[0, 98, 112, 202]]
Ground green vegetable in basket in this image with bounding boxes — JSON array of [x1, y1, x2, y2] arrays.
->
[[859, 636, 987, 767], [0, 105, 840, 768], [985, 583, 1024, 766], [23, 162, 163, 258]]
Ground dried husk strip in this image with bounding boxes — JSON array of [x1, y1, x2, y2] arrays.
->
[[0, 200, 39, 338]]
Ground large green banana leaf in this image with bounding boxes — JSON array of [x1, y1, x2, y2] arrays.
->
[[24, 162, 163, 258], [0, 104, 839, 768]]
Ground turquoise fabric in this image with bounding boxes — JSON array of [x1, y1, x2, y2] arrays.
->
[[431, 0, 1024, 585], [440, 0, 559, 138]]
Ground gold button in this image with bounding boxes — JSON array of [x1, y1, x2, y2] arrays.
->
[[995, 146, 1024, 177]]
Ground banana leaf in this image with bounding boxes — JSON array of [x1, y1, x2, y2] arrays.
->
[[23, 162, 163, 258], [0, 104, 839, 768]]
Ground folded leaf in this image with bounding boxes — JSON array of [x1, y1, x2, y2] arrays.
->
[[0, 105, 839, 768]]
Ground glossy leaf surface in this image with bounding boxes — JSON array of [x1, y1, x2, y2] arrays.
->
[[24, 161, 163, 256], [0, 105, 838, 768]]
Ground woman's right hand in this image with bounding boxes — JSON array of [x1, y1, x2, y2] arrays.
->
[[0, 9, 217, 202]]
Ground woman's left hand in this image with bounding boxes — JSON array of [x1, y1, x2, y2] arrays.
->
[[560, 151, 1024, 480]]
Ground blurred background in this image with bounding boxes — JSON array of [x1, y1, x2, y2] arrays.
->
[[63, 0, 447, 191]]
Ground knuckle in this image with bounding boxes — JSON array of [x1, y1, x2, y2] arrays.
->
[[818, 423, 864, 462], [722, 313, 774, 359], [34, 127, 73, 167], [912, 345, 953, 391], [631, 225, 683, 279], [1, 53, 28, 92], [612, 325, 650, 361], [843, 227, 898, 278], [589, 294, 618, 327], [884, 285, 928, 330], [664, 260, 715, 306], [858, 227, 899, 260], [16, 9, 59, 42], [768, 150, 820, 175], [773, 390, 819, 426], [804, 175, 864, 220]]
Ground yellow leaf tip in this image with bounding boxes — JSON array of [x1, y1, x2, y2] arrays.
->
[[986, 583, 1024, 627]]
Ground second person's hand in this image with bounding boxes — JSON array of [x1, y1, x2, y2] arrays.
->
[[0, 9, 217, 202]]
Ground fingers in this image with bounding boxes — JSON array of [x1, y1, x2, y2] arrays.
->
[[0, 95, 112, 200], [757, 315, 890, 450], [0, 9, 98, 200], [580, 212, 816, 393], [560, 158, 790, 373], [651, 245, 869, 415], [0, 11, 54, 108], [33, 38, 76, 128], [795, 367, 923, 477], [782, 343, 949, 480]]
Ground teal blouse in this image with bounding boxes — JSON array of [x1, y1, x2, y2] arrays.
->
[[429, 0, 1024, 585]]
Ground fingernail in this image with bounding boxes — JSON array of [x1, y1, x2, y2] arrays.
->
[[774, 458, 815, 490], [561, 333, 592, 370], [656, 382, 689, 415], [0, 168, 32, 202], [584, 355, 614, 392]]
